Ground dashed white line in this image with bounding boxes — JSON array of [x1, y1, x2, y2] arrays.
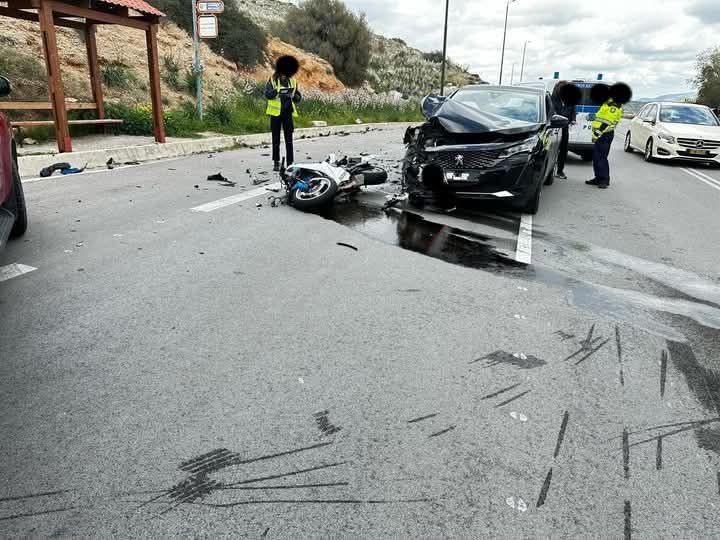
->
[[681, 168, 720, 192], [0, 263, 37, 282], [190, 183, 282, 212], [515, 214, 533, 264]]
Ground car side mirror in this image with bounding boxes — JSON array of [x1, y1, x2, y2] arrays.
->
[[550, 114, 569, 129], [421, 93, 448, 118], [0, 76, 11, 98]]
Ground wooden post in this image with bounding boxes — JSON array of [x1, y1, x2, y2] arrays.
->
[[85, 23, 105, 121], [38, 0, 72, 152], [146, 22, 165, 143]]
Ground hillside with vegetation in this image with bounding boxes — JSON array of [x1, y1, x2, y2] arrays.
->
[[0, 0, 482, 142]]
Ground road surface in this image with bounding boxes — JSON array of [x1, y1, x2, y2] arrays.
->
[[1, 125, 719, 537]]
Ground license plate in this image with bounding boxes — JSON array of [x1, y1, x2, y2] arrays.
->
[[687, 149, 708, 156], [446, 172, 470, 181]]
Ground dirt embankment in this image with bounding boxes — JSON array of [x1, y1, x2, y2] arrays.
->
[[0, 17, 344, 105]]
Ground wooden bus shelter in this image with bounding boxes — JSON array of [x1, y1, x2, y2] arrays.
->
[[0, 0, 166, 153]]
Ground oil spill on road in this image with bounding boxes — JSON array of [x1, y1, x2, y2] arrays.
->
[[325, 203, 525, 273]]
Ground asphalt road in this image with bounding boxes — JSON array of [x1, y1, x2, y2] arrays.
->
[[1, 125, 719, 537]]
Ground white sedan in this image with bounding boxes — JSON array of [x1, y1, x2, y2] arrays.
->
[[624, 102, 720, 164]]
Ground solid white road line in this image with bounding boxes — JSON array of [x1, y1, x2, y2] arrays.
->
[[515, 214, 533, 265], [190, 182, 282, 212], [681, 168, 720, 192], [0, 263, 37, 282]]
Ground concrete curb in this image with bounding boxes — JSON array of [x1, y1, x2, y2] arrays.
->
[[18, 122, 416, 179]]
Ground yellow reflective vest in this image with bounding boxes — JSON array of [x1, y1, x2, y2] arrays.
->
[[266, 78, 298, 118], [591, 99, 623, 142]]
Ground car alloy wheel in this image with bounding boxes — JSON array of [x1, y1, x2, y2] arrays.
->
[[644, 139, 654, 162], [624, 132, 634, 153]]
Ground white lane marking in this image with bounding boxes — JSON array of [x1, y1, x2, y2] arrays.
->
[[191, 183, 282, 212], [689, 168, 720, 188], [0, 263, 37, 282], [515, 214, 533, 264], [681, 168, 720, 192]]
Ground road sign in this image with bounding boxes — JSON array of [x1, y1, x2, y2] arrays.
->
[[197, 14, 218, 39], [196, 1, 224, 14]]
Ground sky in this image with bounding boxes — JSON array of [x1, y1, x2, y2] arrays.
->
[[330, 0, 720, 98]]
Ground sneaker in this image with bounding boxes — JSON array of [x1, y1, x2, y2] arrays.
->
[[585, 178, 599, 185], [273, 162, 280, 172], [556, 171, 567, 179]]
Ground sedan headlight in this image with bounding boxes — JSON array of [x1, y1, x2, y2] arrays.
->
[[498, 135, 540, 159], [657, 131, 676, 144]]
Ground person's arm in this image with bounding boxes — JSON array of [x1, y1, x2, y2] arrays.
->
[[264, 80, 278, 99], [293, 86, 302, 104]]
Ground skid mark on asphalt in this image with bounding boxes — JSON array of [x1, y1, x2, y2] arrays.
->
[[616, 326, 625, 386], [428, 425, 456, 438], [0, 263, 37, 282], [553, 411, 570, 459], [407, 413, 438, 424], [314, 410, 342, 436]]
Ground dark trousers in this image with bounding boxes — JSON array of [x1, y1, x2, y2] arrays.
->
[[271, 114, 294, 165], [592, 131, 614, 185], [557, 126, 569, 173]]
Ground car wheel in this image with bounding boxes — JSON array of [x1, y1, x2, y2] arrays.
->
[[580, 151, 593, 162], [624, 131, 634, 153], [9, 160, 27, 238], [644, 139, 655, 162], [522, 181, 541, 215]]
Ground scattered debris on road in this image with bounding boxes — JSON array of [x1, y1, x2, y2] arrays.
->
[[207, 173, 237, 187], [39, 162, 71, 177], [336, 242, 358, 251], [314, 410, 341, 436]]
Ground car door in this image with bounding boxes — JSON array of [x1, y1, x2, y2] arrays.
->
[[630, 105, 648, 147], [545, 93, 561, 169], [637, 104, 658, 146]]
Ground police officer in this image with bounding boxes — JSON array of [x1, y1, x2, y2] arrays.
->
[[586, 82, 632, 189], [265, 56, 302, 171]]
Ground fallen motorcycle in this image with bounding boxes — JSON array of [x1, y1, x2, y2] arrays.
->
[[279, 154, 388, 211]]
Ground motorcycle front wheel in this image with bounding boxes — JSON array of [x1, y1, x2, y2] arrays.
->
[[290, 176, 338, 211]]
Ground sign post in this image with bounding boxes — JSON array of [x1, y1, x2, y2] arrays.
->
[[191, 0, 203, 120]]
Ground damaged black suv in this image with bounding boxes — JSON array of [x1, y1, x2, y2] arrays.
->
[[403, 85, 568, 214]]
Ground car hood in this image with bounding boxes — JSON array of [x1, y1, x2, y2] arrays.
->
[[431, 99, 543, 136], [658, 123, 720, 140]]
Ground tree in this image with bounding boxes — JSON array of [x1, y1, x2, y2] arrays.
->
[[152, 0, 267, 67], [277, 0, 372, 87], [693, 47, 720, 106]]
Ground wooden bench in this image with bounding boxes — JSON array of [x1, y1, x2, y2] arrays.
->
[[0, 102, 124, 144]]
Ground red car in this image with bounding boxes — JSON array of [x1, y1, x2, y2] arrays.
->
[[0, 75, 27, 249]]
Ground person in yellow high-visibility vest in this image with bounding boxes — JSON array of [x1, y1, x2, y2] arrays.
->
[[265, 56, 302, 171], [586, 82, 632, 189]]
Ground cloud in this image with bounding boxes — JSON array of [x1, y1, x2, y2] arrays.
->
[[686, 0, 720, 24], [338, 0, 714, 97]]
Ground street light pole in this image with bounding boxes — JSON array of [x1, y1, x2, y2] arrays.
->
[[440, 0, 450, 96], [520, 40, 530, 82], [499, 0, 517, 85], [191, 0, 203, 120]]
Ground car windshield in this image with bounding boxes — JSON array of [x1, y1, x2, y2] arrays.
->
[[452, 88, 542, 123], [659, 105, 719, 125]]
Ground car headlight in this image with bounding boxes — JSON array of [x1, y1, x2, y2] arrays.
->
[[657, 131, 676, 144], [498, 135, 540, 159]]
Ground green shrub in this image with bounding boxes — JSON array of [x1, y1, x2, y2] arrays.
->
[[276, 0, 371, 87], [183, 68, 201, 95], [161, 54, 182, 91], [102, 62, 138, 89], [206, 97, 233, 126]]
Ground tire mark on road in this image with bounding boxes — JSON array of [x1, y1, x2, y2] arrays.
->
[[575, 339, 610, 366], [0, 507, 76, 522], [660, 349, 668, 398], [223, 462, 347, 487], [536, 468, 553, 508], [615, 325, 625, 386], [494, 390, 531, 408], [656, 436, 663, 470], [429, 426, 456, 438], [407, 413, 438, 423], [480, 382, 522, 400], [623, 428, 630, 479], [0, 489, 72, 503], [554, 411, 570, 459], [624, 500, 632, 539]]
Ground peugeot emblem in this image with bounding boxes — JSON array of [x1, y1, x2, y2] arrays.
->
[[454, 154, 464, 166], [696, 140, 705, 148]]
